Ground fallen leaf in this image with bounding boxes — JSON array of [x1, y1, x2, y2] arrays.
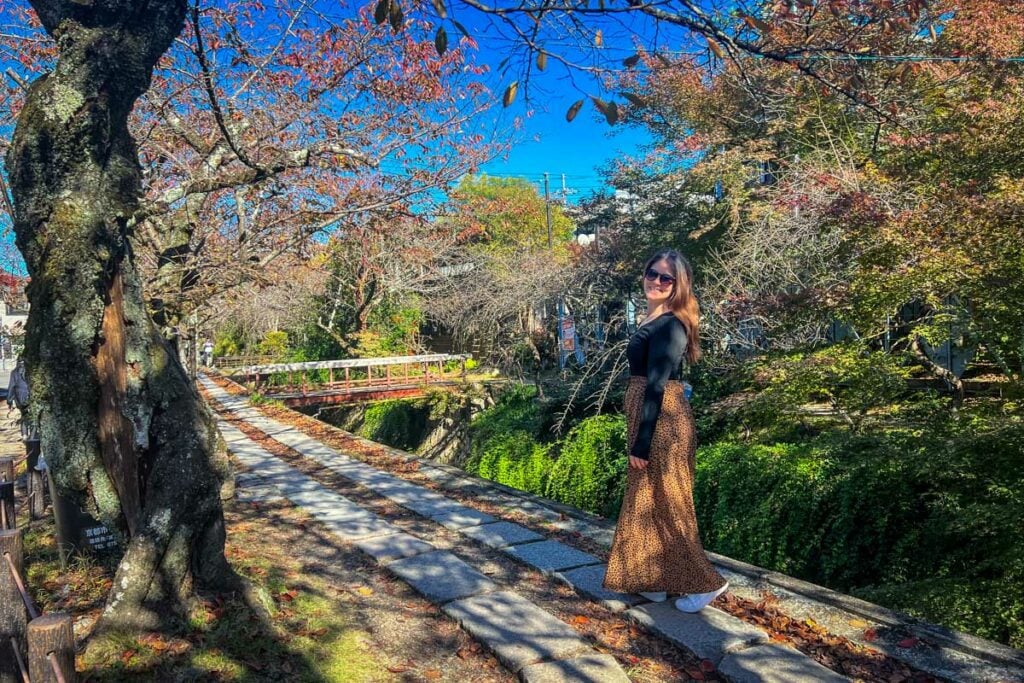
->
[[356, 586, 374, 596], [570, 615, 590, 626], [848, 619, 869, 628], [863, 628, 878, 642], [897, 637, 919, 648], [423, 669, 442, 680]]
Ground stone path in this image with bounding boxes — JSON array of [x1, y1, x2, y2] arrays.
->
[[201, 376, 852, 682]]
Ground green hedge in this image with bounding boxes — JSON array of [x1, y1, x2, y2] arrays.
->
[[464, 389, 629, 518], [693, 421, 1024, 648], [464, 386, 553, 491], [545, 416, 628, 518], [693, 439, 923, 588], [470, 433, 554, 494]]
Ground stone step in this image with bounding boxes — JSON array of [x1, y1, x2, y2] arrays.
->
[[519, 654, 632, 683], [502, 540, 602, 576], [461, 521, 545, 549], [719, 643, 851, 682], [442, 591, 592, 674], [388, 550, 497, 603], [626, 601, 768, 665], [553, 565, 644, 613]]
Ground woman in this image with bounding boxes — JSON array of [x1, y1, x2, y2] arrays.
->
[[603, 250, 728, 613]]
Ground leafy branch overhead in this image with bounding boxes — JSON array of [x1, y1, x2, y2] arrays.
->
[[434, 0, 964, 122]]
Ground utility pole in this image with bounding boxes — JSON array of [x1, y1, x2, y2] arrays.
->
[[544, 172, 553, 249]]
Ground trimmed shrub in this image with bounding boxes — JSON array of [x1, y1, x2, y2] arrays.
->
[[694, 438, 922, 587], [468, 432, 554, 494], [693, 414, 1024, 647], [546, 415, 628, 518], [464, 385, 554, 494]]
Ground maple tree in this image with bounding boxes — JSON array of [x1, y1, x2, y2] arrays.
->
[[598, 0, 1024, 384]]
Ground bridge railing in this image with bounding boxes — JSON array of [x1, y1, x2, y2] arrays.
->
[[233, 354, 472, 395], [214, 355, 279, 371]]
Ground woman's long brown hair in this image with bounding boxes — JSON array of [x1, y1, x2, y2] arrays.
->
[[644, 249, 702, 364]]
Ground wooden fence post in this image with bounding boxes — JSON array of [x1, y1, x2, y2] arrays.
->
[[0, 483, 13, 532], [27, 614, 75, 683], [0, 459, 13, 484], [29, 470, 45, 521], [0, 528, 27, 683], [26, 442, 44, 520]]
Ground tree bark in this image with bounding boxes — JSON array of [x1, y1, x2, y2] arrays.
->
[[910, 336, 966, 405], [6, 0, 236, 631]]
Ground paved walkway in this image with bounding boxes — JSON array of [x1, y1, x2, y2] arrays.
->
[[201, 376, 849, 683]]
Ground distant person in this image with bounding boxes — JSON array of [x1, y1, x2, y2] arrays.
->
[[603, 249, 729, 613], [7, 357, 30, 437], [202, 339, 214, 367], [6, 356, 41, 472]]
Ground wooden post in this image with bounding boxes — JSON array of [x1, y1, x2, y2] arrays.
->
[[29, 470, 45, 521], [0, 483, 13, 532], [366, 365, 371, 387], [0, 459, 13, 484], [0, 529, 27, 683], [27, 614, 75, 683], [329, 367, 334, 386], [385, 365, 391, 386]]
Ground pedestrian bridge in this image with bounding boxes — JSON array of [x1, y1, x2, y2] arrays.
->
[[224, 353, 473, 407]]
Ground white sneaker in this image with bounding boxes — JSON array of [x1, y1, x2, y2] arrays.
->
[[674, 582, 729, 613], [639, 591, 667, 602]]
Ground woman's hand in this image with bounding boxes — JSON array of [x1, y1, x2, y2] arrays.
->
[[629, 455, 648, 470]]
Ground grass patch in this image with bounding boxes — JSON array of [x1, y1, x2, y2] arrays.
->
[[22, 508, 388, 681]]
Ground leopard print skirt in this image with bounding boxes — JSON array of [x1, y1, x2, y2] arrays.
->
[[603, 377, 726, 595]]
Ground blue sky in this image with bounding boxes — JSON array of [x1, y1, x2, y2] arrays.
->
[[439, 3, 685, 203], [479, 100, 651, 203]]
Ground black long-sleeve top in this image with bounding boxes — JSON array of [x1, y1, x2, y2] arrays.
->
[[626, 312, 688, 460]]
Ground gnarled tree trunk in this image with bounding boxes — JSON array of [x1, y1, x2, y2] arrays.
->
[[6, 0, 235, 630]]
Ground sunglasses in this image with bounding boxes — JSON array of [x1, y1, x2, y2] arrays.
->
[[644, 268, 676, 286]]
